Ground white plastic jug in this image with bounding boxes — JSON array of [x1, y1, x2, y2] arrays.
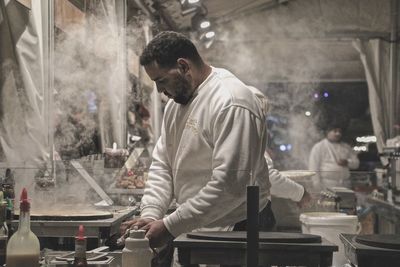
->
[[300, 212, 361, 267], [122, 229, 153, 267]]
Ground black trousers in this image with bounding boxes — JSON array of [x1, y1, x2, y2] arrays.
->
[[233, 201, 276, 231]]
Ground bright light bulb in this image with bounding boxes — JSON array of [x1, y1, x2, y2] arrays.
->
[[356, 135, 377, 143], [305, 111, 311, 117], [188, 0, 199, 3], [353, 145, 367, 151], [200, 21, 210, 29], [205, 31, 215, 39], [313, 93, 319, 99], [279, 145, 287, 151]]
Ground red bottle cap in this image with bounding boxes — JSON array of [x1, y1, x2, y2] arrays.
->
[[20, 188, 30, 212], [76, 225, 86, 241]]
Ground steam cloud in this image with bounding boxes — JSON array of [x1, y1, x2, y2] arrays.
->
[[199, 0, 388, 169]]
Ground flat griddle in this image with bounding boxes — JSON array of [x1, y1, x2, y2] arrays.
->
[[355, 234, 400, 250], [14, 204, 113, 221], [186, 231, 321, 243]]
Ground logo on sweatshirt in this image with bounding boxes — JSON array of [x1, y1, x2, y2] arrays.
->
[[185, 117, 199, 134]]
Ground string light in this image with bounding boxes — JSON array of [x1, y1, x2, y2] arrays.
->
[[205, 31, 215, 39], [356, 136, 377, 143], [353, 146, 367, 152], [200, 20, 210, 29]]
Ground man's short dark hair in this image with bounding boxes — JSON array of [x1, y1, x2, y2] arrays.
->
[[139, 31, 202, 68], [325, 120, 348, 134]]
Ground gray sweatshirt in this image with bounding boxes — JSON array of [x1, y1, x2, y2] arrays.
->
[[140, 67, 270, 237]]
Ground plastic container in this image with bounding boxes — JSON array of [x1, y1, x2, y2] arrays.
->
[[300, 212, 360, 267], [122, 229, 153, 267]]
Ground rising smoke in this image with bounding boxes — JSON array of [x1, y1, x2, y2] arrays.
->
[[198, 1, 330, 169], [199, 0, 388, 169], [1, 1, 141, 206], [44, 1, 133, 205]]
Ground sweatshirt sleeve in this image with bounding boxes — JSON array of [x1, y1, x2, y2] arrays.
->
[[163, 105, 270, 237], [140, 121, 174, 220], [308, 143, 322, 189], [265, 154, 304, 202]]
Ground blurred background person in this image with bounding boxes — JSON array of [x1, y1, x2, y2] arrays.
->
[[308, 122, 359, 190]]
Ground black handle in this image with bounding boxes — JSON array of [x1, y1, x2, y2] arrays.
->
[[247, 185, 259, 267]]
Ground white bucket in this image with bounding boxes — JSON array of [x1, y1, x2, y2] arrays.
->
[[300, 212, 361, 267]]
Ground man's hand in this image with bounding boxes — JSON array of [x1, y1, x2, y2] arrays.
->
[[120, 217, 155, 235], [297, 189, 312, 208], [337, 159, 348, 166], [141, 219, 174, 248]]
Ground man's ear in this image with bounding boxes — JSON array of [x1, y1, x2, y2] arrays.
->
[[177, 58, 190, 74]]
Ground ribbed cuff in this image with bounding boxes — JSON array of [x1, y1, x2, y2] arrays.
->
[[292, 184, 305, 202], [163, 210, 189, 237]]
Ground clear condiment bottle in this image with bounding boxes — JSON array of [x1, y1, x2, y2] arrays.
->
[[73, 225, 88, 267], [6, 188, 40, 267], [6, 197, 14, 238], [0, 191, 8, 233], [0, 191, 8, 265]]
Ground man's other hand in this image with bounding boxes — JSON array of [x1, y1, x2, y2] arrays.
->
[[120, 217, 155, 235], [297, 189, 312, 208], [141, 219, 174, 248]]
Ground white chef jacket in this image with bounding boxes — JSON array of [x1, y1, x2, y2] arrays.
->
[[140, 67, 270, 237], [308, 138, 360, 189]]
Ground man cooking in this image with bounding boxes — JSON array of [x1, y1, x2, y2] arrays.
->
[[308, 123, 360, 190], [121, 31, 271, 249]]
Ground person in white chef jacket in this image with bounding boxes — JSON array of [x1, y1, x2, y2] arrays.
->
[[122, 31, 271, 253], [308, 124, 360, 190]]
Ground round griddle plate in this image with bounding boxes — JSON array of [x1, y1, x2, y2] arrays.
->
[[355, 235, 400, 250], [14, 205, 114, 221], [186, 231, 321, 243], [14, 213, 114, 221]]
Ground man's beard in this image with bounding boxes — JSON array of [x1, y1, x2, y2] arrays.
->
[[173, 75, 193, 105]]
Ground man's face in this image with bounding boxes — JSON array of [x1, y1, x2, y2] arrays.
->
[[327, 128, 342, 142], [144, 61, 193, 105]]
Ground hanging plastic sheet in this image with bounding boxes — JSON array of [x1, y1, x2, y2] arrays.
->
[[353, 39, 398, 165], [0, 0, 48, 166], [53, 0, 127, 155]]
